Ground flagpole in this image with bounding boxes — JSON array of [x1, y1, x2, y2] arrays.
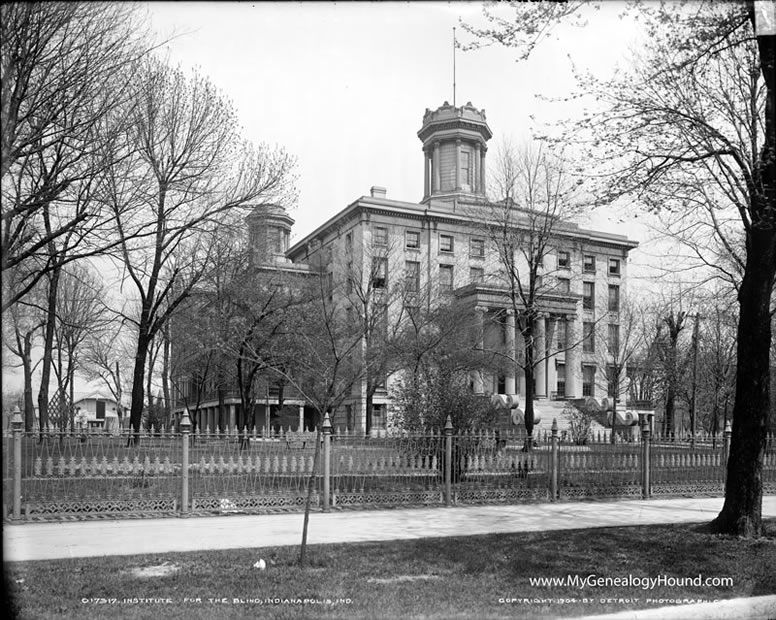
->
[[453, 26, 457, 106]]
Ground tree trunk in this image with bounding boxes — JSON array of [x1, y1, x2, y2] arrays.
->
[[23, 331, 34, 432], [128, 328, 152, 445], [712, 227, 775, 536], [37, 266, 61, 436], [713, 26, 776, 537], [523, 320, 536, 447]]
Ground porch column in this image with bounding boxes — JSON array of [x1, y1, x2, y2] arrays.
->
[[565, 314, 581, 398], [474, 306, 487, 393], [535, 315, 547, 398], [298, 405, 305, 431], [229, 404, 236, 433], [546, 317, 558, 399], [505, 310, 516, 395]]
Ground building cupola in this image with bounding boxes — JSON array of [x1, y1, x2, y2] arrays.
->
[[417, 101, 492, 204], [246, 203, 294, 267]]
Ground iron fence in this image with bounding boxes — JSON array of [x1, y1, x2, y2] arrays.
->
[[3, 415, 775, 522]]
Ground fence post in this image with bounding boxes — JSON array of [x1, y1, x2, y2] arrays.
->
[[444, 415, 453, 506], [180, 411, 191, 515], [723, 420, 732, 481], [322, 413, 332, 512], [12, 406, 23, 520], [550, 418, 559, 501], [641, 413, 651, 499]]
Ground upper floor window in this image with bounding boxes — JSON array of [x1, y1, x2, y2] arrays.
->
[[373, 226, 388, 247], [439, 264, 454, 292], [405, 230, 420, 250], [405, 261, 420, 293], [608, 323, 620, 352], [558, 250, 570, 269], [461, 150, 472, 187], [609, 258, 621, 276], [470, 237, 485, 259], [583, 281, 595, 311], [583, 255, 596, 273], [556, 320, 568, 350], [440, 234, 454, 253], [470, 266, 484, 284], [558, 278, 571, 294], [372, 257, 387, 289], [608, 285, 620, 312]]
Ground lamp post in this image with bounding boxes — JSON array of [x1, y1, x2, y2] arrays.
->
[[12, 406, 23, 519]]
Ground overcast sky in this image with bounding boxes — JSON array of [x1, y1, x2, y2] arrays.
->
[[144, 1, 649, 243]]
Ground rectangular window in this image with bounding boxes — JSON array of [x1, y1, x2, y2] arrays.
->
[[608, 285, 620, 312], [405, 260, 420, 293], [372, 257, 387, 289], [470, 237, 485, 258], [583, 365, 596, 397], [440, 234, 454, 253], [439, 264, 454, 292], [345, 231, 352, 248], [558, 250, 570, 269], [608, 323, 620, 352], [470, 266, 484, 283], [461, 150, 472, 186], [556, 363, 566, 398], [583, 322, 595, 353], [583, 282, 595, 311], [346, 262, 353, 294], [584, 255, 596, 273], [405, 230, 420, 249], [609, 258, 621, 276], [373, 226, 388, 247], [556, 320, 568, 350], [558, 278, 571, 294]]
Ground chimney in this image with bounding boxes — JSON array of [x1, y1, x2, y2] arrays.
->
[[370, 186, 387, 199]]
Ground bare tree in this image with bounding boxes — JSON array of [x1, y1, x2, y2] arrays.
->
[[593, 292, 646, 443], [476, 140, 584, 446], [0, 2, 153, 310], [51, 263, 106, 420], [104, 58, 296, 442], [463, 0, 776, 537]]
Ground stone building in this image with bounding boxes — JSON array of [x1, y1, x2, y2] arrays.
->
[[174, 101, 638, 435]]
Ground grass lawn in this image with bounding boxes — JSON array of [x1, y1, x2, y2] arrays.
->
[[4, 519, 776, 619]]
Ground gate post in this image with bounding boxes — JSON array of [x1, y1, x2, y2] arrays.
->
[[322, 413, 332, 512], [550, 418, 559, 501], [444, 415, 453, 506], [12, 406, 23, 520], [180, 411, 191, 515], [641, 413, 651, 499]]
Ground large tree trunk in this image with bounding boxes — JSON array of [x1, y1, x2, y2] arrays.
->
[[713, 228, 775, 536], [127, 327, 152, 445], [22, 332, 34, 432], [523, 320, 536, 445], [37, 266, 61, 436], [713, 22, 776, 537]]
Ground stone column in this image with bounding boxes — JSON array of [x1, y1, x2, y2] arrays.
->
[[480, 146, 487, 193], [474, 142, 481, 193], [474, 306, 487, 393], [433, 142, 440, 193], [546, 317, 558, 398], [424, 149, 432, 197], [298, 404, 305, 431], [455, 139, 462, 190], [229, 404, 236, 434], [517, 328, 526, 395], [534, 315, 547, 398], [565, 314, 580, 398], [505, 310, 516, 395]]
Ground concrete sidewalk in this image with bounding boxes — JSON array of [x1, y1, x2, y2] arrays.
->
[[4, 496, 776, 562]]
